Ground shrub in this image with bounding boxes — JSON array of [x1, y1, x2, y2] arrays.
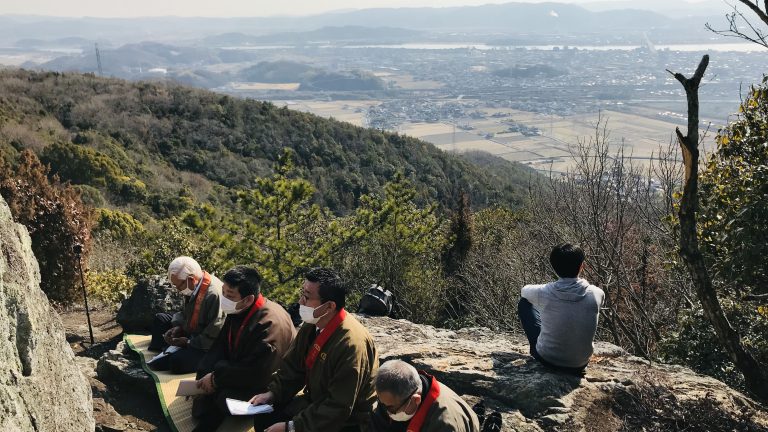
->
[[0, 150, 92, 304], [86, 269, 134, 307]]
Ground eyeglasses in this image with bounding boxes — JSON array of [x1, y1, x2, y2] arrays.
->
[[378, 387, 417, 415]]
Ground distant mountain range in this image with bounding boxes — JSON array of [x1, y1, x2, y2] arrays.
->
[[201, 26, 424, 46], [0, 1, 730, 46]]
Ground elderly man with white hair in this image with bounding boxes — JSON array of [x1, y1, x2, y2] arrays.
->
[[369, 360, 480, 432], [148, 256, 226, 374]]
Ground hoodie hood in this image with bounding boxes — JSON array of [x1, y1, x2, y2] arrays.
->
[[549, 278, 591, 302]]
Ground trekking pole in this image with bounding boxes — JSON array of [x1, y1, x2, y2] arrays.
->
[[74, 243, 95, 345]]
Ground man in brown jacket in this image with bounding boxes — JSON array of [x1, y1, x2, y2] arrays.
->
[[148, 256, 226, 374], [249, 268, 379, 432], [191, 265, 296, 432], [369, 360, 480, 432]]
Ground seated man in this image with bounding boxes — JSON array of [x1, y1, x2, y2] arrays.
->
[[192, 265, 296, 432], [148, 256, 226, 374], [369, 360, 480, 432], [249, 268, 379, 432], [518, 243, 604, 373]]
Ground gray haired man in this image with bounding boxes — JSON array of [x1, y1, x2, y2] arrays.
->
[[369, 360, 480, 432], [148, 256, 226, 374]]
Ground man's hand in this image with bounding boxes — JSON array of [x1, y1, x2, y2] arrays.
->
[[170, 337, 188, 347], [197, 373, 216, 394], [248, 391, 274, 406], [264, 423, 286, 432], [163, 326, 183, 344]]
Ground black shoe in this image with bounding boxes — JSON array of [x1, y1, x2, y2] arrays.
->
[[472, 400, 487, 427], [482, 412, 502, 432]]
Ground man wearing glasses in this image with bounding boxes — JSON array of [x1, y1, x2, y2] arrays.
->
[[249, 268, 379, 432], [369, 360, 480, 432], [148, 256, 226, 374]]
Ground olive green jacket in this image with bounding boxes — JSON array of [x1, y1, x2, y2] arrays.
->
[[369, 375, 480, 432], [170, 273, 225, 351], [269, 312, 379, 432]]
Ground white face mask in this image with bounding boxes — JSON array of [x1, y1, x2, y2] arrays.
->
[[180, 287, 193, 296], [388, 401, 416, 422], [299, 303, 328, 324], [220, 296, 243, 315]]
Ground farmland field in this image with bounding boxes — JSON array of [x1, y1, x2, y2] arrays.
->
[[272, 99, 715, 173]]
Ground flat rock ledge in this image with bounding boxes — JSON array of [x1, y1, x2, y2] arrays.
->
[[100, 315, 768, 431]]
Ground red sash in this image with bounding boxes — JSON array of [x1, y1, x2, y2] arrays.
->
[[228, 294, 266, 352], [188, 272, 212, 332], [406, 374, 441, 432], [305, 308, 347, 372]]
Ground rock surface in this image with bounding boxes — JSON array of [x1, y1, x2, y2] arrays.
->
[[0, 195, 95, 431], [117, 276, 184, 332], [99, 304, 768, 431], [97, 341, 154, 395], [358, 315, 768, 431]]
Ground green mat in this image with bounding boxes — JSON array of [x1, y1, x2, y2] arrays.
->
[[124, 334, 255, 432]]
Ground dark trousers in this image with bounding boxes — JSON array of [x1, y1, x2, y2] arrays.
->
[[148, 312, 205, 374], [148, 345, 206, 374], [149, 312, 174, 352], [517, 298, 586, 375], [192, 388, 253, 432], [252, 396, 361, 432]]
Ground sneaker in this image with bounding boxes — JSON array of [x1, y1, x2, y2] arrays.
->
[[482, 411, 502, 432], [472, 400, 486, 427]]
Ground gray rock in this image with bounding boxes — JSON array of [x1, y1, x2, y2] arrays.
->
[[96, 341, 154, 394], [358, 315, 768, 430], [0, 195, 95, 431], [117, 276, 184, 332]]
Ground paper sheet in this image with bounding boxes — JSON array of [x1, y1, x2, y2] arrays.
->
[[148, 345, 181, 364], [226, 399, 275, 416], [175, 379, 207, 396]]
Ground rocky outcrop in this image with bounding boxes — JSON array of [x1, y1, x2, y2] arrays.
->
[[96, 341, 154, 394], [99, 304, 768, 431], [0, 195, 95, 431], [359, 316, 768, 431], [117, 276, 184, 332]]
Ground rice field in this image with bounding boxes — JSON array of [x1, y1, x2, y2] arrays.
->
[[273, 99, 712, 173]]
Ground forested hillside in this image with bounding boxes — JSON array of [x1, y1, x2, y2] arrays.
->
[[0, 69, 532, 219]]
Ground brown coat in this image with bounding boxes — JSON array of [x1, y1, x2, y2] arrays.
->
[[269, 313, 379, 432], [197, 298, 296, 393], [369, 376, 480, 432]]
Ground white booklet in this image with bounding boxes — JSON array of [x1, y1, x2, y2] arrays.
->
[[147, 345, 181, 364], [175, 379, 206, 396], [226, 398, 275, 416]]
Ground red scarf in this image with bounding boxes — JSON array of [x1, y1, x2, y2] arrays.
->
[[305, 308, 347, 372], [228, 294, 266, 352], [187, 272, 212, 332], [406, 374, 441, 432]]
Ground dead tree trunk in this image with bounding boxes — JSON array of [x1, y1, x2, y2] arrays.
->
[[669, 54, 768, 401]]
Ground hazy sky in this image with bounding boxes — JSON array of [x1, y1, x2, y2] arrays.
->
[[0, 0, 697, 18]]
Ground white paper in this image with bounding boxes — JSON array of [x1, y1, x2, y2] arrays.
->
[[226, 398, 274, 416], [175, 380, 206, 396], [148, 345, 181, 364]]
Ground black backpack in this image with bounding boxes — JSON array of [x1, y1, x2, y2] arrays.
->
[[357, 284, 393, 316]]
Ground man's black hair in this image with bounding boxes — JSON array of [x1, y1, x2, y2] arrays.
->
[[305, 267, 345, 310], [222, 265, 262, 298], [549, 243, 585, 278]]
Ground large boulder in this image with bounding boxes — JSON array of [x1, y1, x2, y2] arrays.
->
[[359, 316, 768, 431], [117, 276, 184, 332], [0, 195, 95, 431]]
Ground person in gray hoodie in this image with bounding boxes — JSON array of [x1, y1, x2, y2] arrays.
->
[[518, 243, 604, 373]]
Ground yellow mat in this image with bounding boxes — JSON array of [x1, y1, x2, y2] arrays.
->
[[124, 334, 255, 432]]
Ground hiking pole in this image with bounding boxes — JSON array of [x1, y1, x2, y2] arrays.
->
[[73, 243, 95, 346]]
